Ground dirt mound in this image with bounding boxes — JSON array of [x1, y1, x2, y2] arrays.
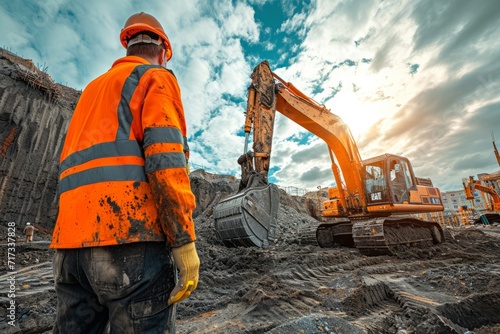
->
[[179, 172, 500, 334], [2, 171, 500, 334], [189, 169, 239, 219]]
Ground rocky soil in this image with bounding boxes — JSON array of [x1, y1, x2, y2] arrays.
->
[[1, 169, 500, 334], [1, 47, 500, 334]]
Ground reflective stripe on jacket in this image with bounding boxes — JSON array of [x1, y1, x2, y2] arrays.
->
[[50, 56, 196, 249]]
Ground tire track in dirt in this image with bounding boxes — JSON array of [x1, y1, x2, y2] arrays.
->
[[0, 261, 54, 299], [179, 246, 392, 333], [177, 224, 500, 334]]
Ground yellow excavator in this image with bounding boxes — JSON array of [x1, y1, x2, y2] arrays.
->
[[214, 61, 445, 255], [463, 176, 500, 212], [462, 176, 500, 225]]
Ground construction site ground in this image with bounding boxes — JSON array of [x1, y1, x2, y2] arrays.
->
[[1, 170, 500, 334]]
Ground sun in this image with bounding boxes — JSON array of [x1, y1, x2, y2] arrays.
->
[[329, 93, 385, 142]]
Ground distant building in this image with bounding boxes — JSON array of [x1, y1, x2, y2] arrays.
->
[[441, 189, 486, 211], [478, 172, 500, 194]]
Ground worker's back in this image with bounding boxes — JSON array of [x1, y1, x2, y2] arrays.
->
[[51, 56, 182, 248]]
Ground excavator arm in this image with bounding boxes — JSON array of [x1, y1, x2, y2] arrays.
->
[[463, 176, 500, 211], [213, 63, 280, 248], [239, 61, 365, 214], [237, 61, 277, 190], [214, 61, 366, 248]]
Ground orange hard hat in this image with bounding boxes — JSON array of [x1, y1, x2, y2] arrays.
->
[[120, 12, 173, 61]]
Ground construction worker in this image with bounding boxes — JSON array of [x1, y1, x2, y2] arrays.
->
[[50, 12, 199, 333], [23, 222, 37, 242]]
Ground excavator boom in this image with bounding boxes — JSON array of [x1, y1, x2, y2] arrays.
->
[[214, 61, 445, 255]]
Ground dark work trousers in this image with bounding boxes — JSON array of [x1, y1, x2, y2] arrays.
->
[[52, 242, 176, 334]]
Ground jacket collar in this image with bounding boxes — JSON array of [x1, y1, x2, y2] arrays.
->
[[112, 56, 151, 68]]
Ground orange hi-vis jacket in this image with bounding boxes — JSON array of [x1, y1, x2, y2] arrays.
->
[[50, 56, 196, 249]]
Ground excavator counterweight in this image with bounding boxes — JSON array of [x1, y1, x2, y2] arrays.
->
[[214, 61, 445, 255]]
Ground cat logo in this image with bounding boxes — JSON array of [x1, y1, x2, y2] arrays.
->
[[371, 192, 382, 201]]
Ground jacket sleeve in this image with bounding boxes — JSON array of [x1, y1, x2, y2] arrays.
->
[[141, 69, 196, 248]]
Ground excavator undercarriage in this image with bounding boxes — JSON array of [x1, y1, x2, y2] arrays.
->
[[317, 217, 444, 256], [214, 184, 446, 255], [215, 191, 445, 255]]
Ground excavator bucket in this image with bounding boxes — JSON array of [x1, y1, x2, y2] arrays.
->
[[214, 184, 280, 248]]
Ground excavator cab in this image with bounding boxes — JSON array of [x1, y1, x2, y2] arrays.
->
[[319, 153, 445, 254], [364, 160, 390, 204], [364, 155, 415, 206], [324, 154, 442, 217]]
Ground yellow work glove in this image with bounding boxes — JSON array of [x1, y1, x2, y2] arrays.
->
[[169, 242, 200, 305]]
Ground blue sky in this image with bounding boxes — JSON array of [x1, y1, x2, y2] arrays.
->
[[1, 0, 500, 192]]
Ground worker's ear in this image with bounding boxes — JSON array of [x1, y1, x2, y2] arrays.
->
[[160, 49, 167, 68]]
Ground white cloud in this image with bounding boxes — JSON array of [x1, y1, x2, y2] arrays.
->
[[278, 12, 307, 36], [269, 0, 500, 193], [192, 102, 247, 172], [2, 0, 500, 194]]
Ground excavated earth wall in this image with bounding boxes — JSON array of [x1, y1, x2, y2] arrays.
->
[[0, 49, 79, 229]]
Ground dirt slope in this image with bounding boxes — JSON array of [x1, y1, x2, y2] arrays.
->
[[0, 48, 79, 228], [2, 171, 500, 334]]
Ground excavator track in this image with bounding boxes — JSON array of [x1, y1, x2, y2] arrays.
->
[[316, 221, 354, 248], [317, 217, 445, 256], [214, 184, 280, 248]]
